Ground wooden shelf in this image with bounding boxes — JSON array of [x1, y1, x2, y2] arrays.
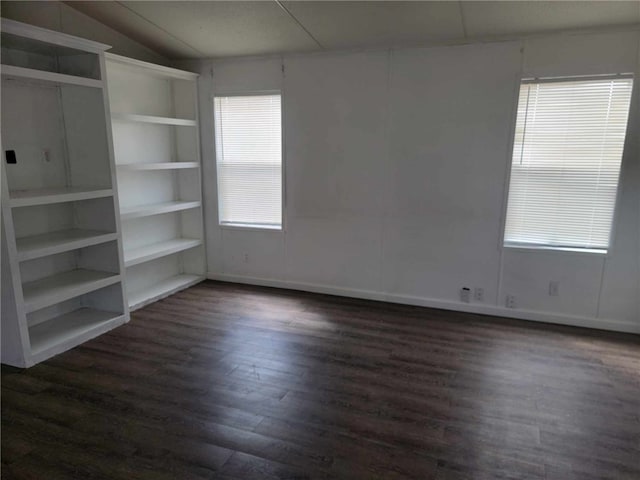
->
[[105, 53, 198, 80], [22, 269, 121, 313], [111, 113, 196, 127], [124, 238, 201, 267], [120, 201, 200, 220], [117, 162, 199, 171], [9, 187, 113, 208], [1, 19, 128, 368], [2, 18, 110, 56], [1, 64, 103, 88], [106, 53, 205, 316], [128, 274, 203, 311], [29, 308, 125, 360], [16, 229, 117, 262]]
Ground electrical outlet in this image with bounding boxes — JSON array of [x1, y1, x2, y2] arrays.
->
[[549, 281, 559, 297], [474, 287, 484, 302], [243, 253, 249, 264], [506, 294, 516, 309], [5, 150, 16, 164], [460, 287, 471, 303]]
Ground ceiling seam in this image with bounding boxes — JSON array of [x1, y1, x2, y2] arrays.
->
[[458, 1, 468, 39], [274, 0, 324, 49], [114, 1, 205, 57]]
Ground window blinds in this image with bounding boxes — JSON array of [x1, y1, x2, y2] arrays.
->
[[214, 94, 282, 228], [504, 76, 633, 251]]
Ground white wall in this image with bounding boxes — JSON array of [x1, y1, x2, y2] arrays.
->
[[1, 1, 168, 65], [503, 30, 640, 325], [190, 29, 640, 333]]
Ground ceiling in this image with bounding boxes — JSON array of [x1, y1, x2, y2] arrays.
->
[[67, 1, 640, 59]]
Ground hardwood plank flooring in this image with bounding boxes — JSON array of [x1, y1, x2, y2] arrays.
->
[[2, 280, 639, 479]]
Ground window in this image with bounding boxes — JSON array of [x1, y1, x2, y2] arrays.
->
[[214, 94, 282, 229], [504, 76, 633, 252]]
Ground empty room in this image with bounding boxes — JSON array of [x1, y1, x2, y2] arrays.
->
[[1, 1, 639, 479]]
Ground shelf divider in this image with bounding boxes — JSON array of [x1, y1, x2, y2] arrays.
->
[[29, 308, 126, 362], [120, 201, 201, 220], [116, 162, 199, 170], [124, 238, 202, 267], [16, 229, 117, 262], [128, 274, 204, 311], [9, 187, 113, 208], [1, 64, 104, 88], [111, 112, 196, 127], [22, 269, 121, 313]]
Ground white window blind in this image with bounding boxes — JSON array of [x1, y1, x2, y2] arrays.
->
[[214, 94, 282, 228], [504, 76, 633, 251]]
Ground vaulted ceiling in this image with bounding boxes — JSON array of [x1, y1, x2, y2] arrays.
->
[[67, 1, 640, 59]]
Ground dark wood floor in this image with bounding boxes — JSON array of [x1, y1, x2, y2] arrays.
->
[[2, 281, 639, 480]]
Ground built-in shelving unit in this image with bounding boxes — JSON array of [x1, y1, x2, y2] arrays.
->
[[106, 53, 205, 310], [1, 19, 129, 368]]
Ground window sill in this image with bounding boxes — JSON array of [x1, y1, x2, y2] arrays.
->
[[503, 243, 607, 256], [219, 223, 283, 233]]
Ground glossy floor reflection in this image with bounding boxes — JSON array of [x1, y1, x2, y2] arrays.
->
[[2, 281, 639, 479]]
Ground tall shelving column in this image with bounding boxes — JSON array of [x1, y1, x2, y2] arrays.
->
[[105, 53, 206, 311], [1, 19, 129, 368]]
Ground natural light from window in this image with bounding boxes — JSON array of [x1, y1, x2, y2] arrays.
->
[[214, 94, 282, 229], [503, 76, 633, 252]]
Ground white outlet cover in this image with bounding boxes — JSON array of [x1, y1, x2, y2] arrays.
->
[[460, 288, 471, 303], [474, 287, 484, 302]]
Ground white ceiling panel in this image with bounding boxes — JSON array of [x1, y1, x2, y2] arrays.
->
[[69, 1, 199, 58], [62, 1, 640, 59], [462, 1, 640, 38], [119, 1, 320, 58], [281, 1, 465, 49]]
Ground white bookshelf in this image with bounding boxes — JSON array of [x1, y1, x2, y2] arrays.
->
[[1, 19, 129, 368], [106, 53, 206, 310]]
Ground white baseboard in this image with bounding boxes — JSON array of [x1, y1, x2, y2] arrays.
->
[[207, 272, 640, 335]]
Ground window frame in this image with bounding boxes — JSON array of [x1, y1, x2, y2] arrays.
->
[[213, 90, 285, 232], [499, 73, 634, 256]]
